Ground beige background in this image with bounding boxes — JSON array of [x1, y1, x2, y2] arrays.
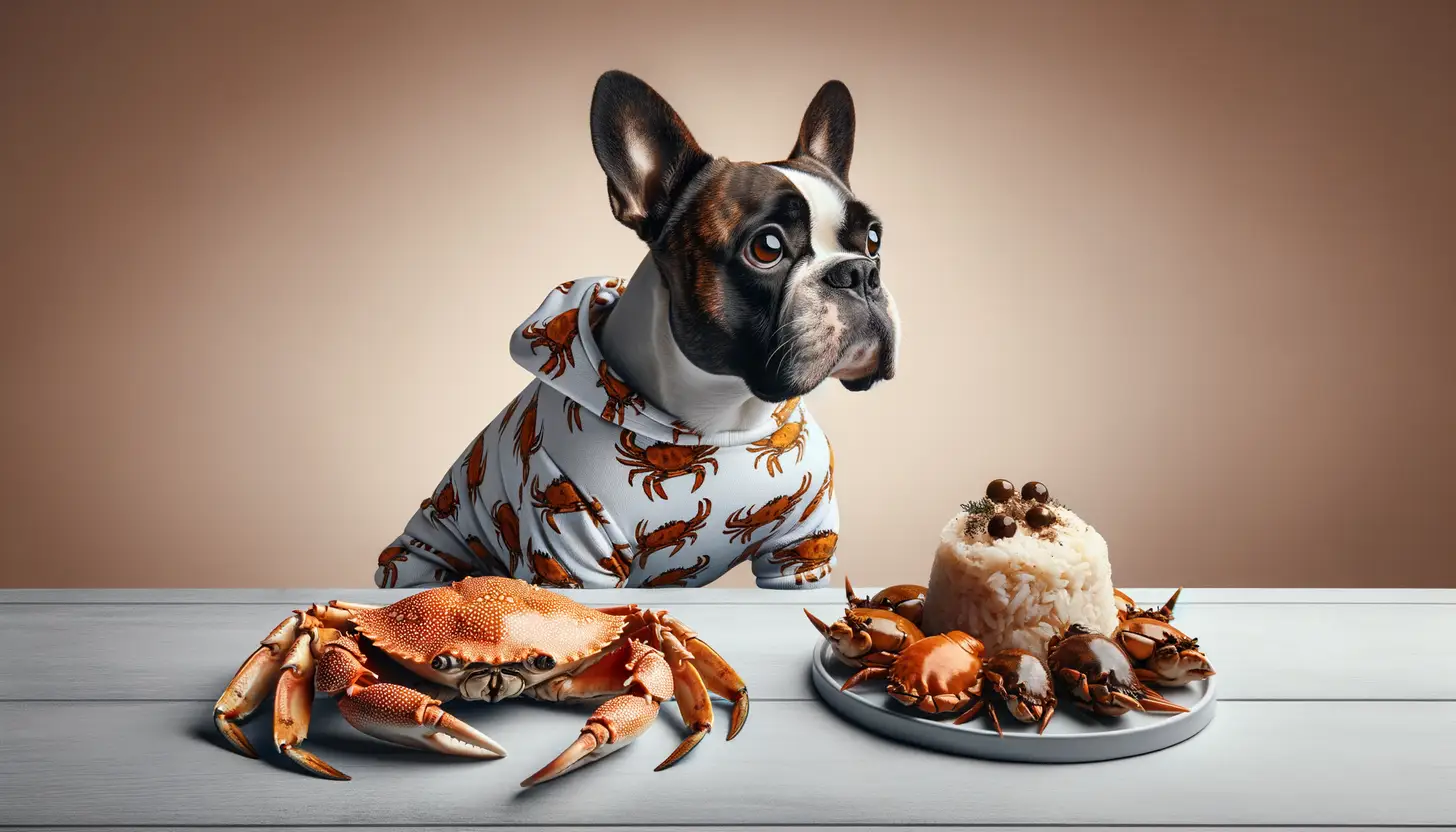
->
[[2, 1, 1453, 589]]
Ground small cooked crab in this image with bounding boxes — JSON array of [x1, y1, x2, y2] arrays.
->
[[1046, 623, 1188, 718], [805, 605, 924, 670], [213, 577, 748, 787], [843, 577, 928, 627], [840, 631, 986, 717], [954, 648, 1057, 735], [1114, 616, 1215, 687], [1113, 587, 1182, 623]]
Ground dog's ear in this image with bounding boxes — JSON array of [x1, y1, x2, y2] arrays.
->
[[789, 80, 856, 184], [590, 70, 713, 243]]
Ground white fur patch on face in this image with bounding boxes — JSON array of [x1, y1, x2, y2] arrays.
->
[[772, 165, 850, 262], [767, 164, 898, 390]]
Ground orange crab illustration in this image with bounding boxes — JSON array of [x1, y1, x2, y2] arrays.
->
[[564, 399, 583, 432], [722, 472, 813, 544], [726, 540, 764, 571], [521, 308, 580, 379], [489, 501, 524, 575], [764, 530, 838, 585], [377, 546, 410, 588], [746, 418, 810, 476], [420, 481, 460, 524], [497, 395, 520, 437], [670, 420, 700, 443], [430, 547, 478, 578], [596, 361, 645, 425], [644, 555, 712, 587], [772, 397, 801, 427], [634, 499, 712, 566], [402, 539, 477, 579], [213, 577, 749, 786], [462, 431, 487, 505], [615, 429, 720, 500], [530, 475, 607, 533], [512, 391, 543, 495], [800, 441, 834, 521], [598, 542, 634, 588], [524, 541, 584, 589]]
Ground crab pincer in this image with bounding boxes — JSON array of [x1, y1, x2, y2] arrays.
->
[[1114, 614, 1215, 687], [805, 604, 924, 672]]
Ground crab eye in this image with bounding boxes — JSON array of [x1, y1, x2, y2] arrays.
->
[[532, 655, 556, 672], [431, 654, 462, 672]]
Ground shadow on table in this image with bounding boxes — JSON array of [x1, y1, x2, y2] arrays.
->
[[188, 697, 605, 780]]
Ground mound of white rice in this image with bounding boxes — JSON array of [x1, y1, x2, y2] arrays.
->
[[920, 500, 1117, 659]]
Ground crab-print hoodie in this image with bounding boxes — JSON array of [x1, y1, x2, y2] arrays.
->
[[374, 277, 839, 590]]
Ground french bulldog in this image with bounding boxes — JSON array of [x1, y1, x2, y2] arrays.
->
[[374, 70, 898, 590]]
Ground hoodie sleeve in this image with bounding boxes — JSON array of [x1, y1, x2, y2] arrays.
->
[[373, 428, 510, 589], [750, 456, 840, 590]]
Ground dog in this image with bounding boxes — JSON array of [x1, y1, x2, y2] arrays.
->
[[374, 70, 898, 590]]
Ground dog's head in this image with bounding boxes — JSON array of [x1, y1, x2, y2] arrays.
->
[[590, 70, 898, 402]]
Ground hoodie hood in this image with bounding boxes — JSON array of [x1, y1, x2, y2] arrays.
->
[[509, 278, 782, 447]]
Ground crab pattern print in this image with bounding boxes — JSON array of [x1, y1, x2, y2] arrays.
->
[[372, 278, 841, 590]]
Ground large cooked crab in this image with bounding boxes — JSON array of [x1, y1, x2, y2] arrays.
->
[[213, 577, 748, 787]]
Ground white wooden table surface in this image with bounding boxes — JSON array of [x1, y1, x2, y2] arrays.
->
[[2, 586, 1453, 831]]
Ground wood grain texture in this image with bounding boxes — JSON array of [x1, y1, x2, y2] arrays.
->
[[4, 587, 1454, 605], [3, 599, 1452, 702], [1, 701, 1453, 827]]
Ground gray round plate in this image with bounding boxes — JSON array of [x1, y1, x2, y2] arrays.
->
[[809, 642, 1217, 763]]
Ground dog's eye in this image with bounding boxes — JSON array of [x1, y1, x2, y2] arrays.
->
[[866, 225, 882, 257], [746, 229, 784, 267]]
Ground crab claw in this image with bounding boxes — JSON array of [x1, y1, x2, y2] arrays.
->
[[1158, 587, 1183, 619], [1037, 700, 1057, 734], [1134, 687, 1191, 714], [337, 683, 506, 759], [522, 692, 658, 788], [804, 608, 831, 637]]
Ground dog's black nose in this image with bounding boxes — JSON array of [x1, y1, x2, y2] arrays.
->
[[824, 259, 880, 298]]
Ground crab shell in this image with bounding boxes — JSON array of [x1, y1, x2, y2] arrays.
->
[[350, 577, 626, 679], [884, 631, 985, 715], [984, 649, 1057, 726]]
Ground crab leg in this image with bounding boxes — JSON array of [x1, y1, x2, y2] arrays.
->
[[1133, 688, 1191, 713], [213, 613, 300, 757], [952, 698, 1003, 735], [840, 666, 889, 691], [650, 623, 714, 770], [608, 607, 752, 740], [522, 639, 675, 787], [272, 631, 349, 780]]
